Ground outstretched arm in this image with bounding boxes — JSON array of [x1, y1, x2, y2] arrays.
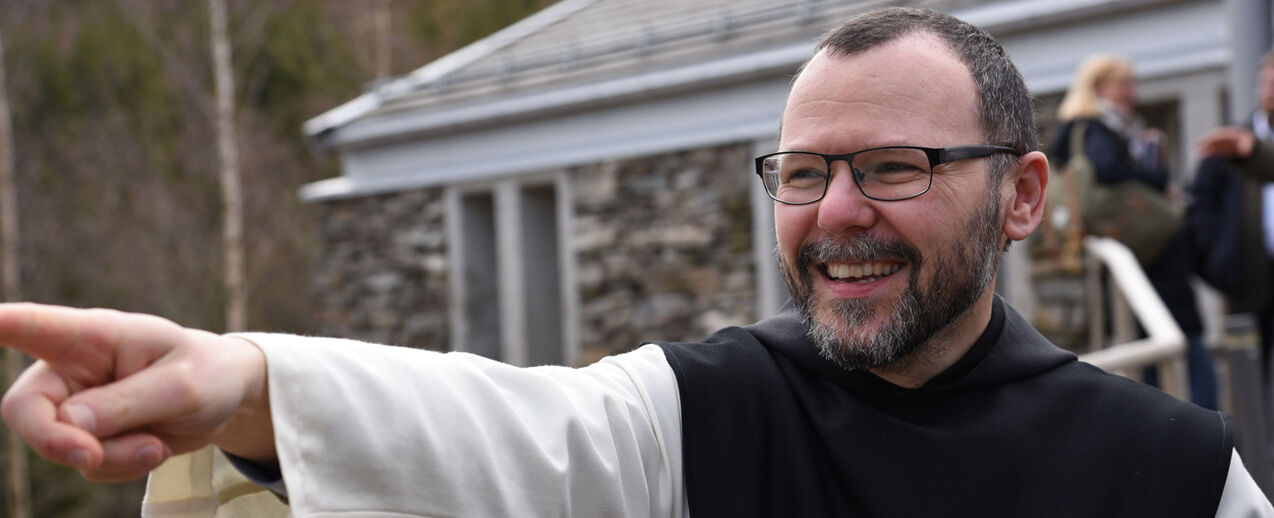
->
[[0, 303, 273, 482]]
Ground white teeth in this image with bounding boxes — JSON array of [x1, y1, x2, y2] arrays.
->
[[832, 264, 849, 278], [825, 262, 901, 280]]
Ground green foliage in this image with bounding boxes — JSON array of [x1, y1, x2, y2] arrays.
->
[[242, 2, 361, 146], [23, 4, 176, 126], [0, 1, 568, 515], [10, 1, 183, 183]]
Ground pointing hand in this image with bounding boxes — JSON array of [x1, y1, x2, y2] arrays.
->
[[0, 303, 272, 482]]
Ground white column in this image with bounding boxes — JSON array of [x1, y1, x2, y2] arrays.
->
[[1227, 0, 1272, 121], [496, 181, 528, 366], [555, 172, 581, 365], [445, 188, 468, 354], [750, 138, 785, 319], [1178, 72, 1227, 182]]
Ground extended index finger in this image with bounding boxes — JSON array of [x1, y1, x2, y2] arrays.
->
[[0, 303, 89, 362], [0, 303, 184, 383]]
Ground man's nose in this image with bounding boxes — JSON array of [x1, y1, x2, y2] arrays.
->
[[817, 163, 879, 235]]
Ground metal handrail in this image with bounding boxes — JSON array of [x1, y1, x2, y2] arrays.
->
[[1075, 236, 1189, 400]]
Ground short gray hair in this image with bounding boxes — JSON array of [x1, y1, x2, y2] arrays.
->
[[811, 7, 1038, 181]]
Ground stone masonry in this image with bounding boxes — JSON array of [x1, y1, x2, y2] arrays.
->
[[310, 141, 759, 364], [571, 143, 758, 363], [312, 188, 450, 350]]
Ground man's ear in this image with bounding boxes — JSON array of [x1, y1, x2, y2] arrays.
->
[[1001, 150, 1048, 241]]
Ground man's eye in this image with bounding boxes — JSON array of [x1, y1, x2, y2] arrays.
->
[[782, 168, 827, 185], [872, 162, 925, 174], [866, 162, 927, 183]]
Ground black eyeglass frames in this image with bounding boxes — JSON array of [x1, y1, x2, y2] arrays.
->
[[755, 144, 1018, 204]]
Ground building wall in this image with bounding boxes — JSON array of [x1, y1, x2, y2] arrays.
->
[[312, 189, 450, 349], [571, 143, 758, 364], [310, 141, 759, 363]]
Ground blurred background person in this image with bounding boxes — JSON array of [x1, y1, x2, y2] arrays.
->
[[1194, 50, 1274, 386], [1052, 54, 1218, 410]]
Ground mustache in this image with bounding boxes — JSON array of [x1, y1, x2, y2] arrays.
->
[[796, 234, 920, 268]]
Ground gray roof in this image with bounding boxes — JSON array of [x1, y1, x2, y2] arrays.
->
[[304, 0, 1024, 145], [300, 0, 1231, 200], [305, 0, 1195, 148]]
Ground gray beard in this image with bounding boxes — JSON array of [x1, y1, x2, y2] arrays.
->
[[780, 194, 1003, 372]]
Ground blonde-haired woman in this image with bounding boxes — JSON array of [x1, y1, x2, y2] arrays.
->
[[1055, 54, 1165, 183], [1051, 53, 1218, 410]]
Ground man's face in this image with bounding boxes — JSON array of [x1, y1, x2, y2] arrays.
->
[[775, 34, 1006, 372], [1259, 62, 1274, 113]]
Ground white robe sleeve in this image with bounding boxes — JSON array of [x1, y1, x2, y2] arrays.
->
[[244, 335, 685, 518], [1216, 449, 1274, 517]]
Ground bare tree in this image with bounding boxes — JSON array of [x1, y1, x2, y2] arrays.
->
[[375, 0, 393, 78], [0, 29, 31, 518], [210, 0, 246, 332]]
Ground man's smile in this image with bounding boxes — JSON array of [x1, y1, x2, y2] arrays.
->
[[820, 261, 905, 284]]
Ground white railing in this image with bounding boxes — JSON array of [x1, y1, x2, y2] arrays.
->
[[1074, 236, 1189, 400]]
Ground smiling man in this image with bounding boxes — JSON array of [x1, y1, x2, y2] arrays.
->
[[771, 30, 1018, 386], [0, 6, 1271, 518], [657, 9, 1268, 516]]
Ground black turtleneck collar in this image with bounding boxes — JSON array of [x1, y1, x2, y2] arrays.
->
[[745, 295, 1074, 398]]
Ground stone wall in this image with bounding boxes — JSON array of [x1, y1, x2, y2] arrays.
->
[[310, 141, 760, 363], [312, 189, 450, 349], [571, 143, 758, 362]]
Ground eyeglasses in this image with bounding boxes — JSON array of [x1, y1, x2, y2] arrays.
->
[[755, 145, 1018, 204]]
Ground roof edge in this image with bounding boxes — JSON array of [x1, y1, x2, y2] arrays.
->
[[303, 0, 599, 140], [317, 41, 813, 150], [953, 0, 1185, 33]]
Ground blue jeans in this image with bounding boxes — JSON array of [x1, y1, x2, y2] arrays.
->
[[1142, 333, 1219, 410], [1184, 333, 1219, 410]]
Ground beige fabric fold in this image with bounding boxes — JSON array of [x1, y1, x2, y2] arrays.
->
[[143, 445, 289, 518]]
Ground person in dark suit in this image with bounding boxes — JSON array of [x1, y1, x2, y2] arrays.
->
[[1195, 50, 1274, 375]]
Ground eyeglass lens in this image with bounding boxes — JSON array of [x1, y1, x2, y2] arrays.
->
[[760, 148, 932, 203]]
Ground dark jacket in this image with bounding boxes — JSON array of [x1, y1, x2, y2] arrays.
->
[[1189, 156, 1247, 301], [658, 297, 1231, 517], [1222, 134, 1274, 313], [1052, 118, 1169, 190]]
